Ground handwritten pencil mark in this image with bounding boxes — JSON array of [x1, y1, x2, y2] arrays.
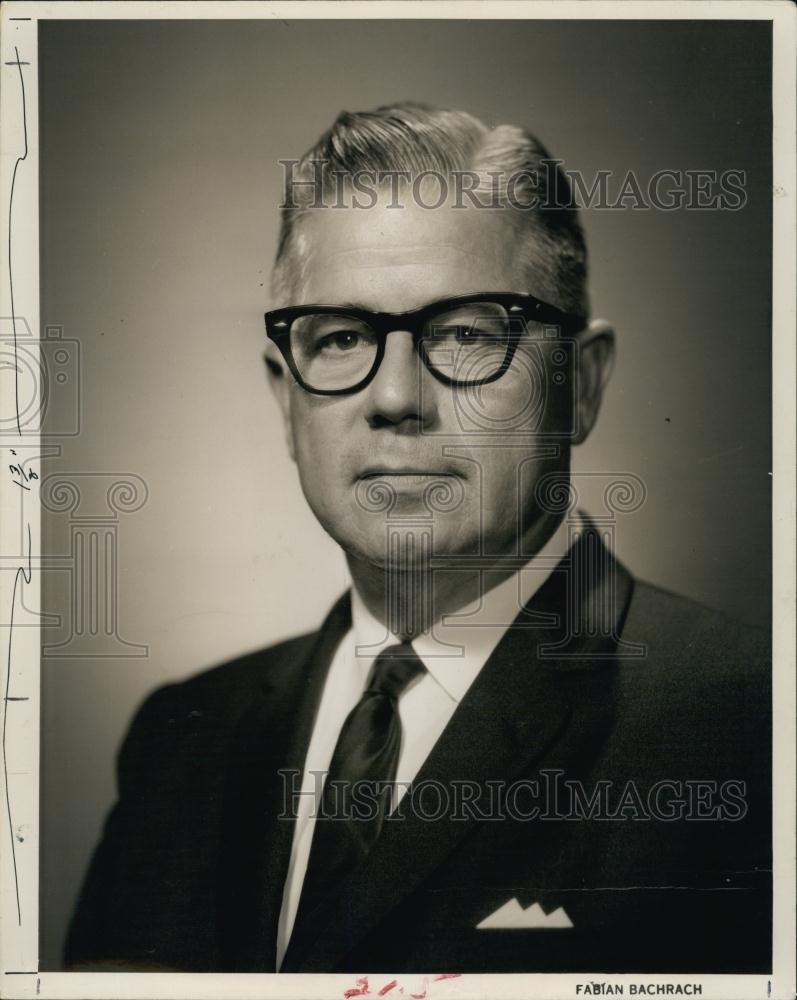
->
[[3, 522, 32, 924], [7, 46, 29, 435], [9, 460, 38, 490]]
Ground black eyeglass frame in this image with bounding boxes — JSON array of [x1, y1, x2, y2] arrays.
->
[[264, 292, 587, 396]]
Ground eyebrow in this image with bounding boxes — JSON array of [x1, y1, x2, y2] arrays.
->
[[300, 294, 494, 313]]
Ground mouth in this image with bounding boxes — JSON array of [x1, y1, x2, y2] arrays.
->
[[358, 469, 462, 482], [357, 470, 464, 492]]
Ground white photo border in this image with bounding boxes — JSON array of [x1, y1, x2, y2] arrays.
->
[[1, 2, 794, 999]]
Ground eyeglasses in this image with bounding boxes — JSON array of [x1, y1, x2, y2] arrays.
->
[[264, 292, 586, 396]]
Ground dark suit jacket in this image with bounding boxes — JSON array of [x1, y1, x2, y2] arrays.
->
[[65, 527, 771, 973]]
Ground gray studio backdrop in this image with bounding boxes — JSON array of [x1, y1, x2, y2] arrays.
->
[[39, 19, 772, 967]]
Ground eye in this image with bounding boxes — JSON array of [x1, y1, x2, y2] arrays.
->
[[291, 314, 377, 358], [424, 304, 511, 345], [451, 322, 500, 341], [317, 329, 364, 352]]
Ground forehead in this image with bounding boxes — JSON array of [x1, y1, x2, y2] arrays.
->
[[292, 199, 559, 313]]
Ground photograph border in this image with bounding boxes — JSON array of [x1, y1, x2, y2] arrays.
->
[[1, 2, 794, 998]]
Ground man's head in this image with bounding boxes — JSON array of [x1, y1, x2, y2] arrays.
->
[[271, 102, 588, 316], [265, 102, 614, 571]]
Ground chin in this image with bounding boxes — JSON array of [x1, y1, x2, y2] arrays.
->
[[372, 526, 484, 569], [311, 491, 482, 567]]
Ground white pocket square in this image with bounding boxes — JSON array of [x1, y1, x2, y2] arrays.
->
[[476, 898, 573, 929]]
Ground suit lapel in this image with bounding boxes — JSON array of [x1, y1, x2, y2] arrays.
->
[[218, 592, 352, 970], [282, 527, 633, 971]]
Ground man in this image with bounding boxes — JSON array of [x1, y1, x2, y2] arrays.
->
[[66, 103, 771, 974]]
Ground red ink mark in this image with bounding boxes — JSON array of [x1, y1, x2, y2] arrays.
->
[[433, 974, 462, 981], [378, 981, 398, 996], [344, 976, 371, 998]]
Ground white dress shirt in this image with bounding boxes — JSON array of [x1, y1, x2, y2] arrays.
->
[[275, 512, 581, 968]]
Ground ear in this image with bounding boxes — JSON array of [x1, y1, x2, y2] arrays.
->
[[572, 318, 615, 445], [263, 342, 296, 462]]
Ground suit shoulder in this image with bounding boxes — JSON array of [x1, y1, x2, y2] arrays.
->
[[623, 578, 769, 666], [616, 578, 770, 719], [606, 579, 771, 776], [123, 590, 352, 745], [127, 627, 321, 732]]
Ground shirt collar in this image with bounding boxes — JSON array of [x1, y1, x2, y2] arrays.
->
[[349, 511, 583, 703]]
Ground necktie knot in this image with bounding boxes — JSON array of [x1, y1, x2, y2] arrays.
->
[[365, 642, 425, 701]]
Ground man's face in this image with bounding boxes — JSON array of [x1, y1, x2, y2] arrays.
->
[[270, 198, 589, 569]]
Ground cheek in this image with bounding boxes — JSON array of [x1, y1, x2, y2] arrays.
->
[[472, 352, 572, 436], [288, 399, 356, 493], [288, 406, 333, 493], [446, 367, 548, 436]]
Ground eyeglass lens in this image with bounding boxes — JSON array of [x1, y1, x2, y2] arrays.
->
[[289, 301, 517, 391]]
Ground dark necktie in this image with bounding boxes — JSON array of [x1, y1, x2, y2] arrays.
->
[[292, 641, 425, 930]]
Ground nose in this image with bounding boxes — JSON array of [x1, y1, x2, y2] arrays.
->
[[364, 330, 439, 431]]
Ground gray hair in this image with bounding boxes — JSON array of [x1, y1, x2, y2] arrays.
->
[[271, 102, 588, 317]]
